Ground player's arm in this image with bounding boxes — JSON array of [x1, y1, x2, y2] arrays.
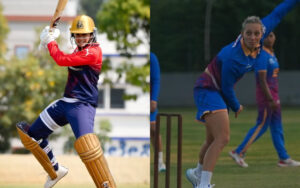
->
[[257, 71, 278, 109], [47, 41, 100, 66], [261, 0, 299, 38], [220, 60, 241, 113], [150, 53, 160, 112]]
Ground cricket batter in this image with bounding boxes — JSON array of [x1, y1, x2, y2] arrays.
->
[[16, 15, 116, 188], [185, 0, 300, 188], [150, 52, 166, 172], [229, 32, 300, 168]]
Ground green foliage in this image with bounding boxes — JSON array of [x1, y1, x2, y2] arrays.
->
[[95, 0, 150, 97], [79, 0, 104, 25], [116, 61, 150, 93], [0, 54, 67, 128], [0, 27, 67, 153], [97, 0, 150, 54]]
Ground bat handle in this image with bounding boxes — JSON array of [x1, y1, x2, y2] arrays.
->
[[50, 17, 61, 29]]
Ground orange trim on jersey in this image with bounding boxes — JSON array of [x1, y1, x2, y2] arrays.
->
[[262, 46, 274, 56], [258, 70, 267, 72], [241, 38, 260, 58], [241, 108, 268, 155]]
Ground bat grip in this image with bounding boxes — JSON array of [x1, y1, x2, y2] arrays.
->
[[50, 17, 61, 28]]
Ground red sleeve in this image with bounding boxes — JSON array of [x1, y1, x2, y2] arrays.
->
[[47, 41, 100, 67]]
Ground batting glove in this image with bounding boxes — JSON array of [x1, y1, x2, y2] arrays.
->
[[39, 26, 60, 48]]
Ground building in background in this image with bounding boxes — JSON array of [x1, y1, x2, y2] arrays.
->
[[2, 0, 150, 157]]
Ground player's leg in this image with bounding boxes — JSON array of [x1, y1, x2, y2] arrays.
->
[[230, 106, 271, 167], [17, 100, 69, 188], [187, 88, 227, 188], [67, 102, 116, 188], [197, 111, 229, 188], [186, 123, 214, 187], [270, 107, 300, 167], [150, 109, 166, 172]]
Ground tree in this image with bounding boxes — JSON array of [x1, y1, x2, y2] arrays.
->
[[96, 0, 150, 55], [94, 0, 150, 97], [79, 0, 104, 26], [0, 31, 67, 152]]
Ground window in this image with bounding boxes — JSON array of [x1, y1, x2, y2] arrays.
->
[[97, 86, 125, 109], [110, 88, 125, 108], [97, 88, 104, 108], [15, 46, 29, 59]]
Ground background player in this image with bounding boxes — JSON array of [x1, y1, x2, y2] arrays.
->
[[229, 32, 300, 168], [150, 52, 166, 172], [185, 0, 299, 188], [16, 15, 116, 188]]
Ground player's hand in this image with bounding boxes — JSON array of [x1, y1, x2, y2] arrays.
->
[[268, 99, 278, 110], [150, 100, 157, 112], [235, 105, 243, 118], [39, 26, 60, 50]]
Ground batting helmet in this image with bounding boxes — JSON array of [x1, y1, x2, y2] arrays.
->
[[70, 15, 95, 34]]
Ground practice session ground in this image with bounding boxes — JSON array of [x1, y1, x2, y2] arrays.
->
[[151, 107, 300, 188], [0, 155, 149, 188]]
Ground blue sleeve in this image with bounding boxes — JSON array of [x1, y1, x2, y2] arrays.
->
[[254, 50, 269, 73], [150, 52, 160, 101], [220, 59, 241, 112], [262, 0, 299, 39]]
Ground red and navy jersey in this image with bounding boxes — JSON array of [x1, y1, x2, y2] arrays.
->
[[47, 41, 102, 107]]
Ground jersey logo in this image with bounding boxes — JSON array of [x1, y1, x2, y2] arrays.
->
[[245, 64, 252, 69], [85, 48, 90, 56], [269, 58, 275, 64], [77, 20, 84, 29]]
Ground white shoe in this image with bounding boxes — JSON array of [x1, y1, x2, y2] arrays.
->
[[44, 165, 68, 188], [229, 151, 248, 168], [159, 163, 166, 172], [186, 168, 201, 188], [277, 158, 300, 167], [196, 183, 215, 188]]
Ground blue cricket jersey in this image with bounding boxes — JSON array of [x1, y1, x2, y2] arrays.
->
[[150, 52, 161, 102], [194, 0, 299, 112]]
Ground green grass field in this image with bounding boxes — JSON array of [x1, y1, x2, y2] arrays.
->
[[151, 107, 300, 188]]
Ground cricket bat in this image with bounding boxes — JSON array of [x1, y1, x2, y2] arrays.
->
[[50, 0, 69, 28], [39, 0, 68, 50]]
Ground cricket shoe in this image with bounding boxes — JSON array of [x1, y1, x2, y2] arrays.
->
[[44, 165, 68, 188], [196, 183, 215, 188], [229, 150, 248, 168], [159, 162, 166, 172], [277, 158, 300, 167], [186, 168, 201, 188]]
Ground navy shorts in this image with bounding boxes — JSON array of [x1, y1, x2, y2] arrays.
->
[[32, 99, 96, 139], [194, 88, 227, 122]]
